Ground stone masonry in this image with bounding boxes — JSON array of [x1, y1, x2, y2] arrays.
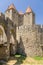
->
[[0, 4, 43, 60]]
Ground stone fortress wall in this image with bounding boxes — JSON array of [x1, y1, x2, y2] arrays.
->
[[16, 25, 43, 56], [0, 13, 9, 60], [16, 10, 43, 56], [0, 4, 43, 60], [0, 12, 17, 60]]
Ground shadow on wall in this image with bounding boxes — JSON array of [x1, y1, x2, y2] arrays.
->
[[3, 36, 26, 65], [13, 36, 26, 65], [17, 36, 26, 56]]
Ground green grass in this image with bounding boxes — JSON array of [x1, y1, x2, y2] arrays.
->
[[33, 56, 43, 60], [14, 54, 26, 59], [14, 54, 43, 60], [15, 54, 21, 57]]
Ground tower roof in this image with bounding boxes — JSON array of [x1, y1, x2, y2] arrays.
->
[[8, 4, 16, 10], [26, 7, 32, 13], [19, 11, 24, 15]]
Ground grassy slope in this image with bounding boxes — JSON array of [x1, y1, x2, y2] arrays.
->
[[0, 54, 43, 65], [12, 54, 43, 65]]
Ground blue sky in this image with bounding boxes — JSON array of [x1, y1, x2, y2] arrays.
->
[[0, 0, 43, 24]]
